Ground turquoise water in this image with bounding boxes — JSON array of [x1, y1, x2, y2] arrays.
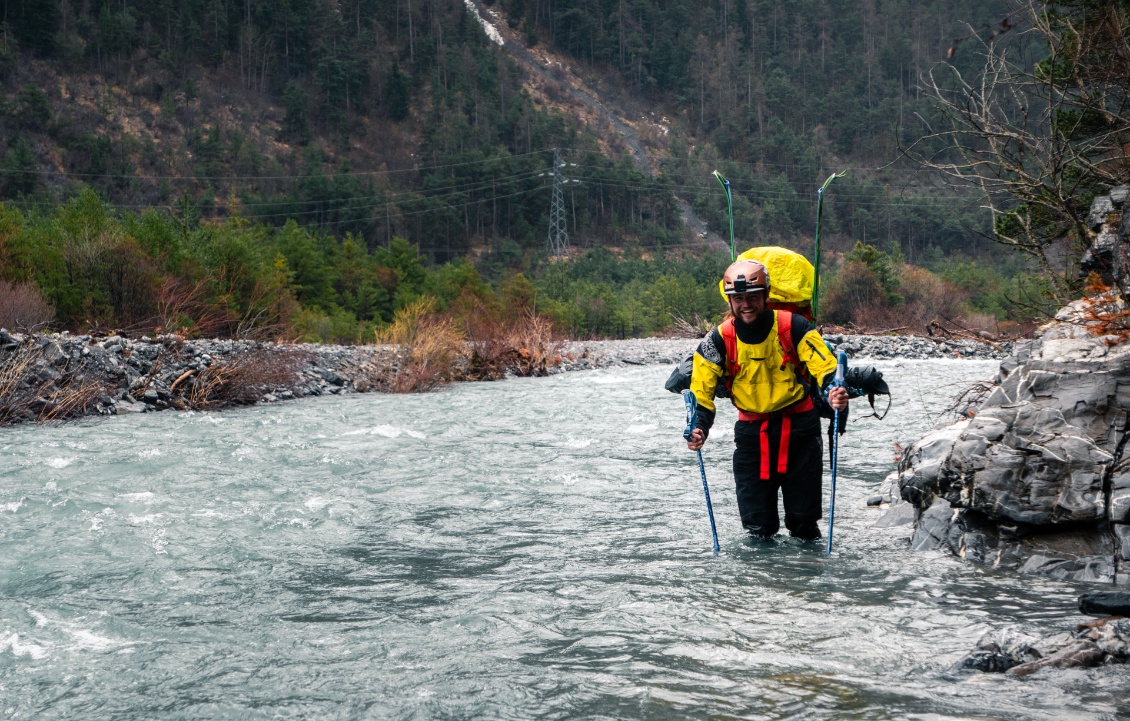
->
[[2, 360, 1128, 720]]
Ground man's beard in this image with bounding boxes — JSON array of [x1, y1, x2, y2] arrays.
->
[[732, 306, 768, 327]]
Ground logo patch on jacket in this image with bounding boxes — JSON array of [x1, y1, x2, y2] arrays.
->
[[697, 333, 723, 366]]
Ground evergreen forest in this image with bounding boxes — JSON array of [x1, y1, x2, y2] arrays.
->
[[0, 0, 1091, 339]]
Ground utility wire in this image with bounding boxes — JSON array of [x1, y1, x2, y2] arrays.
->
[[224, 182, 552, 223], [17, 145, 950, 184], [22, 148, 555, 181], [565, 176, 983, 209], [2, 170, 550, 214], [226, 185, 552, 228]]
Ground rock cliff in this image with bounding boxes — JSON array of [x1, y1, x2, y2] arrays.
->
[[882, 185, 1130, 585]]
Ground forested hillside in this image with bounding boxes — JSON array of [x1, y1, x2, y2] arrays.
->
[[0, 0, 1042, 338]]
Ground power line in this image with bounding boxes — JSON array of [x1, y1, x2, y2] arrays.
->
[[203, 185, 552, 227], [564, 176, 984, 209], [2, 169, 550, 214], [24, 148, 554, 182], [18, 144, 948, 184]]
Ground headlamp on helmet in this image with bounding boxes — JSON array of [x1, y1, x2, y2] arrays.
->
[[721, 260, 769, 296]]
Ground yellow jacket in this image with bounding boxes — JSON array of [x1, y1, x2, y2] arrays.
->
[[690, 311, 837, 415]]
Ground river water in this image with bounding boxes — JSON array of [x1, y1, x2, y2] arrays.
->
[[2, 360, 1128, 720]]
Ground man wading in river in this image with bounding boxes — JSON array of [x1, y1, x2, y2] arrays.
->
[[685, 259, 848, 540]]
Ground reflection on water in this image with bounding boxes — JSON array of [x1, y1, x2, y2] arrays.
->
[[2, 360, 1128, 720]]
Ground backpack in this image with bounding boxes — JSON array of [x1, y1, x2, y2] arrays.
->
[[665, 245, 890, 420]]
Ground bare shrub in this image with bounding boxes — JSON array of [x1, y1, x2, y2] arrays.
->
[[181, 347, 310, 409], [0, 280, 54, 331], [73, 234, 161, 331], [463, 302, 563, 380], [235, 280, 301, 342], [36, 372, 105, 423], [825, 263, 977, 334], [820, 261, 887, 326], [0, 342, 46, 425], [155, 276, 234, 338], [941, 379, 998, 420], [462, 310, 513, 381], [502, 311, 562, 377], [895, 266, 967, 329]]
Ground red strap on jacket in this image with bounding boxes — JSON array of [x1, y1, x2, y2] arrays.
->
[[719, 311, 809, 390], [719, 310, 814, 480], [719, 317, 740, 390], [738, 396, 815, 479]]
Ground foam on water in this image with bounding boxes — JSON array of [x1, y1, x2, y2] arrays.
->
[[342, 425, 427, 439], [2, 633, 48, 660]]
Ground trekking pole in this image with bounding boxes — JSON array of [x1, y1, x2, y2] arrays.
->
[[682, 390, 720, 554], [811, 171, 846, 321], [826, 351, 848, 556], [711, 170, 736, 262]]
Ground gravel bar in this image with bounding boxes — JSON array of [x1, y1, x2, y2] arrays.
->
[[1, 328, 1009, 423], [556, 333, 1011, 372]]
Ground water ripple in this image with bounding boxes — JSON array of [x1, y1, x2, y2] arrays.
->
[[2, 361, 1127, 719]]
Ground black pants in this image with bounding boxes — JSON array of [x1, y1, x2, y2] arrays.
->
[[732, 416, 824, 539]]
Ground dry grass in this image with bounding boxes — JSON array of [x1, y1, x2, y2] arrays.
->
[[371, 297, 564, 392], [0, 340, 105, 426], [178, 347, 311, 409], [374, 298, 468, 393]]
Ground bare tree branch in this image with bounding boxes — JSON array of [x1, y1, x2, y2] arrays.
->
[[901, 1, 1130, 304]]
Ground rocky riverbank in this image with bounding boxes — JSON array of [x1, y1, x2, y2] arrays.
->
[[877, 185, 1130, 590], [0, 327, 1009, 425], [558, 333, 1010, 371]]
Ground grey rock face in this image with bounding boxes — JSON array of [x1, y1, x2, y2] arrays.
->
[[1080, 184, 1130, 302], [896, 355, 1130, 582], [897, 187, 1130, 585]]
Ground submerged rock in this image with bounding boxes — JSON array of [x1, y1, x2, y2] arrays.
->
[[1008, 639, 1106, 676], [1080, 591, 1130, 617], [957, 615, 1130, 675], [953, 628, 1045, 673]]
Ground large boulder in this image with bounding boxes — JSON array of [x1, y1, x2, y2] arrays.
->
[[887, 187, 1130, 585]]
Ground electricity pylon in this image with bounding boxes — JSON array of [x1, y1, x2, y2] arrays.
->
[[548, 148, 568, 258]]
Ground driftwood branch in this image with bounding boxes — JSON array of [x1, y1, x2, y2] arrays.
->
[[169, 368, 195, 393]]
